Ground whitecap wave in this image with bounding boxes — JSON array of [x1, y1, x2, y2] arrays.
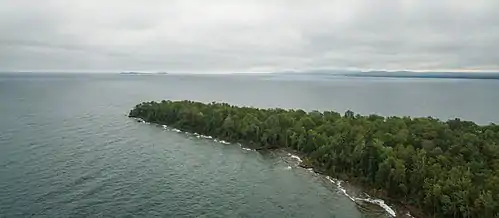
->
[[134, 118, 146, 123], [236, 143, 253, 151], [326, 176, 356, 202], [211, 138, 230, 145], [192, 132, 213, 139], [289, 154, 303, 163], [325, 176, 396, 217], [172, 128, 181, 133], [219, 140, 230, 144], [358, 198, 396, 217], [162, 125, 167, 129]]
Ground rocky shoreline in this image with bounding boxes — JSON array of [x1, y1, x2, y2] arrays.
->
[[283, 149, 426, 218], [282, 150, 406, 218]]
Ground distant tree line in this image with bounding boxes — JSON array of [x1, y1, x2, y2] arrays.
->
[[129, 100, 499, 218]]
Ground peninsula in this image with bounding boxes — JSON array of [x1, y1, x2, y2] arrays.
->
[[129, 100, 499, 218]]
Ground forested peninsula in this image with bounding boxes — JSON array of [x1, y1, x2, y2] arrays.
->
[[129, 100, 499, 218]]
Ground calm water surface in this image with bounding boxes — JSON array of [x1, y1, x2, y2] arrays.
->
[[1, 73, 498, 217]]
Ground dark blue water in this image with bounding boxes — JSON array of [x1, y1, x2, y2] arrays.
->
[[1, 73, 498, 217]]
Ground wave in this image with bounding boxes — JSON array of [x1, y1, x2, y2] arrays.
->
[[287, 153, 303, 163], [172, 128, 181, 133], [326, 176, 357, 202], [193, 132, 213, 139], [325, 176, 396, 217], [213, 139, 230, 145], [359, 197, 396, 217], [133, 118, 147, 124], [236, 143, 254, 151]]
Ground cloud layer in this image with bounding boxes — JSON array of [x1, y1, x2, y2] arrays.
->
[[1, 0, 498, 72]]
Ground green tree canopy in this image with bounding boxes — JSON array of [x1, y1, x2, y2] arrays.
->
[[129, 100, 499, 218]]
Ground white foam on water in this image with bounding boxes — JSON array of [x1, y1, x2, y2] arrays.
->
[[162, 125, 167, 129], [406, 212, 414, 217], [133, 117, 150, 124], [286, 166, 292, 170], [172, 128, 181, 133], [289, 154, 303, 163], [193, 132, 213, 139], [327, 176, 356, 202], [211, 138, 230, 145], [325, 176, 396, 217], [242, 147, 253, 151], [357, 198, 396, 217], [326, 176, 335, 183]]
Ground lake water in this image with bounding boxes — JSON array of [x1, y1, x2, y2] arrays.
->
[[1, 73, 498, 217]]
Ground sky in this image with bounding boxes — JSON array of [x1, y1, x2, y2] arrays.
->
[[0, 0, 498, 73]]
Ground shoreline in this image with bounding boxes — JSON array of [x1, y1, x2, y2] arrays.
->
[[282, 149, 422, 218], [281, 149, 414, 218], [135, 117, 419, 217]]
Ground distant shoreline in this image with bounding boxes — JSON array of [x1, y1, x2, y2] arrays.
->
[[119, 72, 168, 75], [341, 72, 499, 80], [265, 70, 499, 80]]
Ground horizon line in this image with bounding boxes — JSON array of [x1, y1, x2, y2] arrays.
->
[[1, 69, 499, 74]]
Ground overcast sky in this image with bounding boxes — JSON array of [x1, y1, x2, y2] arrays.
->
[[1, 0, 498, 73]]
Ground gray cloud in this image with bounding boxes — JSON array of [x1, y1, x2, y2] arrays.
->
[[0, 0, 498, 72]]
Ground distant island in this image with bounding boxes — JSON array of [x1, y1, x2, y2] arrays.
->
[[120, 72, 146, 75], [129, 100, 499, 218], [119, 72, 168, 75]]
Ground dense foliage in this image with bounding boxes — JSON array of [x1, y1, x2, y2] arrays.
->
[[130, 100, 499, 218]]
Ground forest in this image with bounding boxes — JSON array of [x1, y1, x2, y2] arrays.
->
[[129, 100, 499, 218]]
